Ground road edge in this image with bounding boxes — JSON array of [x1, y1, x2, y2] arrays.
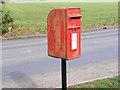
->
[[1, 26, 117, 40]]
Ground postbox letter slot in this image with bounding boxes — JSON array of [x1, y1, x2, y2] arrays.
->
[[69, 16, 81, 19]]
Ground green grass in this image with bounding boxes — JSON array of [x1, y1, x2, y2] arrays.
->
[[2, 2, 118, 37], [69, 75, 119, 88]]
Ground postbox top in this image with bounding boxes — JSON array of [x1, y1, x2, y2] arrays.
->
[[53, 7, 81, 10]]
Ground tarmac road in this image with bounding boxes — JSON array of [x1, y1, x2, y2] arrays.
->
[[2, 28, 118, 88]]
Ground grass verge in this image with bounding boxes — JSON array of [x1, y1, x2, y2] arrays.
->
[[2, 2, 118, 38], [69, 75, 119, 88]]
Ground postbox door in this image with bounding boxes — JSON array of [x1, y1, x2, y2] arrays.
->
[[66, 8, 81, 60]]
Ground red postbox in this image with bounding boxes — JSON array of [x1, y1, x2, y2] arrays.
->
[[47, 7, 82, 60]]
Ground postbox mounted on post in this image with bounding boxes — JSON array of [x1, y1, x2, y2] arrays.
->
[[47, 7, 82, 60]]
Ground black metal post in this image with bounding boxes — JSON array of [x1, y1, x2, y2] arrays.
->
[[61, 59, 67, 90]]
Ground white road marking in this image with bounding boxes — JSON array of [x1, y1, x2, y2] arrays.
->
[[23, 50, 32, 53]]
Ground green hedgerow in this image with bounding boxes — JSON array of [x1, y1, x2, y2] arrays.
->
[[2, 11, 16, 34]]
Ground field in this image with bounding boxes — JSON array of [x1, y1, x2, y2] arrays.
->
[[2, 2, 118, 37], [69, 75, 119, 88]]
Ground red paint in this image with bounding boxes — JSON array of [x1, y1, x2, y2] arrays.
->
[[47, 7, 82, 60]]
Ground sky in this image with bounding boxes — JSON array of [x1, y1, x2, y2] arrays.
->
[[10, 0, 119, 2]]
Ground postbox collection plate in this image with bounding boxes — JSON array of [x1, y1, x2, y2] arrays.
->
[[71, 33, 77, 50]]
